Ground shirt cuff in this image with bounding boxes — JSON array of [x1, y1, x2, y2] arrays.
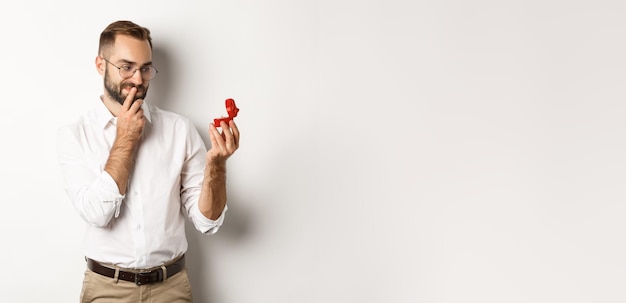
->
[[100, 171, 125, 218], [192, 204, 228, 235]]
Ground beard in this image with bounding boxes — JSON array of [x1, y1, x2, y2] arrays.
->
[[104, 68, 149, 105]]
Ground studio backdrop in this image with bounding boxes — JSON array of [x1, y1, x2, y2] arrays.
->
[[1, 1, 625, 302]]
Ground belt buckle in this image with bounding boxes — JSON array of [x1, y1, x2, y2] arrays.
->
[[135, 271, 150, 286]]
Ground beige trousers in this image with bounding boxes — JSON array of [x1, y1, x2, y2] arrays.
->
[[80, 268, 193, 303]]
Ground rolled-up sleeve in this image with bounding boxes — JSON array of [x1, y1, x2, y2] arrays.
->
[[179, 119, 227, 235], [191, 204, 227, 235], [57, 127, 125, 227]]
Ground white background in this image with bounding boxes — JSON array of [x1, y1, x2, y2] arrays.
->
[[1, 1, 625, 302]]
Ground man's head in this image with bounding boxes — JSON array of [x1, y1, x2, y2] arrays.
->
[[96, 20, 156, 105]]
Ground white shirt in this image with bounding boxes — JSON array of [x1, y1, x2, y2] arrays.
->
[[57, 98, 226, 269]]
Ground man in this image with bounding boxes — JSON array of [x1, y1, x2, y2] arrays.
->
[[57, 20, 240, 302]]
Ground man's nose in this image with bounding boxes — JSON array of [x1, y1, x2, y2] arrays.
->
[[129, 69, 144, 85]]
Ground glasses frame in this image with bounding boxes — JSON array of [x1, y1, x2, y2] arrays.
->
[[102, 57, 158, 80]]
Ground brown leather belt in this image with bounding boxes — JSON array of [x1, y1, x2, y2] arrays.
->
[[86, 255, 185, 286]]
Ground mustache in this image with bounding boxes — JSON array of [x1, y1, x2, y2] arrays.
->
[[121, 83, 146, 92]]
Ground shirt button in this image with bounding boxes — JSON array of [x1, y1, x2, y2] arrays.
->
[[136, 224, 142, 230]]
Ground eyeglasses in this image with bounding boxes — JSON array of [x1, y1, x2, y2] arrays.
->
[[102, 57, 158, 80]]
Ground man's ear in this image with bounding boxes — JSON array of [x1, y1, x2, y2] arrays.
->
[[95, 56, 105, 76]]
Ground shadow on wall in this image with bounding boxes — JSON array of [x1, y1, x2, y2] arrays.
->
[[185, 198, 255, 302], [152, 44, 255, 302], [148, 46, 174, 111]]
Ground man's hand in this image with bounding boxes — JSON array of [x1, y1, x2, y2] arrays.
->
[[104, 87, 145, 195], [199, 120, 240, 220], [207, 120, 240, 165], [116, 87, 145, 145]]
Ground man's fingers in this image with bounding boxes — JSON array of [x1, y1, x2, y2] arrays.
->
[[229, 120, 240, 146], [209, 124, 224, 150], [220, 122, 237, 148], [122, 87, 137, 110], [130, 99, 144, 115]]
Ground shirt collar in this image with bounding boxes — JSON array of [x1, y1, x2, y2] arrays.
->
[[94, 97, 152, 129]]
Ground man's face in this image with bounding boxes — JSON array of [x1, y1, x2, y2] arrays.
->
[[102, 35, 153, 105], [104, 65, 149, 105]]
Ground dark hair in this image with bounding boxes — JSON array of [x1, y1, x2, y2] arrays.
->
[[98, 20, 152, 57]]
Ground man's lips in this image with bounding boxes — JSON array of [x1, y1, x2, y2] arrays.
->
[[123, 86, 144, 94]]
